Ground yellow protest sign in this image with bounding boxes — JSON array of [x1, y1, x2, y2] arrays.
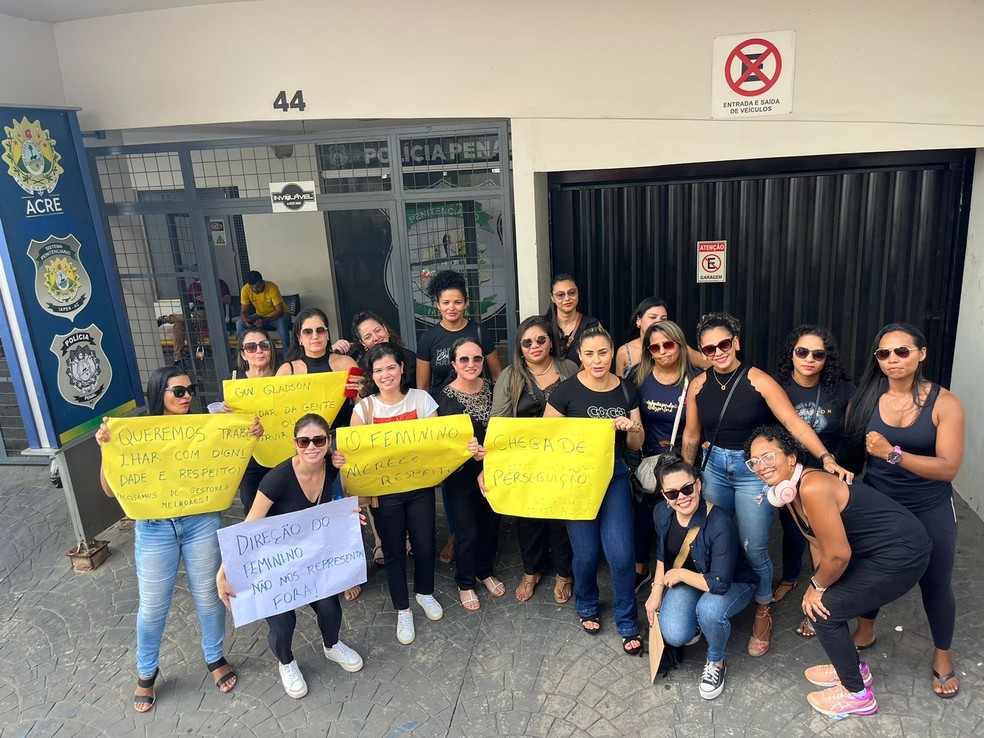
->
[[224, 372, 348, 467], [336, 414, 475, 497], [102, 414, 257, 520], [482, 417, 615, 520]]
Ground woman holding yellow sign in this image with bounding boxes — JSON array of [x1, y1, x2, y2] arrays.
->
[[491, 316, 578, 603], [96, 365, 262, 713], [543, 325, 646, 656]]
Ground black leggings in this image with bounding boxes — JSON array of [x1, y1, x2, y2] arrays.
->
[[371, 488, 437, 610], [445, 471, 501, 590], [632, 494, 658, 567], [517, 518, 573, 577], [815, 555, 929, 692], [239, 459, 270, 515], [265, 595, 342, 665], [861, 499, 957, 650], [778, 504, 809, 582]]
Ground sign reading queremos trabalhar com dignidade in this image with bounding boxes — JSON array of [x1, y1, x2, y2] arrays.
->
[[269, 180, 317, 213]]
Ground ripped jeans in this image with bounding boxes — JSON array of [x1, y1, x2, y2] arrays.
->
[[701, 446, 774, 605]]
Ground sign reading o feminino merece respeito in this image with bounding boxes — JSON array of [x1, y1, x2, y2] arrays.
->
[[269, 180, 317, 213], [711, 30, 795, 119]]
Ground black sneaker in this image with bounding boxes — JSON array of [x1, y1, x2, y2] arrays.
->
[[699, 660, 727, 700], [634, 570, 652, 593], [685, 627, 702, 646]]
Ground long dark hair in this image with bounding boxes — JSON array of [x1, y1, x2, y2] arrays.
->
[[350, 311, 404, 350], [653, 455, 701, 494], [635, 321, 692, 389], [845, 322, 928, 444], [507, 316, 559, 412], [361, 342, 411, 396], [146, 365, 193, 416], [543, 273, 579, 353], [236, 327, 279, 375], [285, 307, 330, 362], [625, 297, 668, 342], [776, 325, 847, 389]]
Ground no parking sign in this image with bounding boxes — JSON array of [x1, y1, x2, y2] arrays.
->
[[697, 241, 727, 283], [711, 31, 795, 119]]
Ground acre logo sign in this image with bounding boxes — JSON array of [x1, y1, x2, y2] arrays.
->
[[711, 31, 795, 119]]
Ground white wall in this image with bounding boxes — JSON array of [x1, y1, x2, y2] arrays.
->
[[0, 13, 65, 106], [240, 212, 340, 337]]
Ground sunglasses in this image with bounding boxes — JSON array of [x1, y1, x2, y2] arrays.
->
[[661, 481, 698, 501], [455, 355, 485, 365], [165, 384, 197, 398], [521, 335, 549, 349], [294, 435, 329, 448], [794, 347, 827, 361], [301, 326, 330, 336], [648, 340, 678, 354], [243, 340, 272, 354], [700, 338, 734, 357], [744, 451, 778, 472], [552, 288, 578, 299], [874, 346, 914, 360]]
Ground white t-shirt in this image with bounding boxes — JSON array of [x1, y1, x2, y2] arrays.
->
[[353, 388, 438, 424]]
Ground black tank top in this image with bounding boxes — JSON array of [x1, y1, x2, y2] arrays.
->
[[696, 367, 775, 450], [789, 471, 931, 571], [863, 384, 952, 514]]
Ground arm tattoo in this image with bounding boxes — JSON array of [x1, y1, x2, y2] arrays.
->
[[684, 442, 698, 464]]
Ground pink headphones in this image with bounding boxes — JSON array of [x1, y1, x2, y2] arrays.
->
[[767, 463, 803, 507]]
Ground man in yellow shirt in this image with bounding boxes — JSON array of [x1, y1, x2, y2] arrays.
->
[[237, 270, 291, 348]]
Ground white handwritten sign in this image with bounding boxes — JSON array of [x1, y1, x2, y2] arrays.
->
[[216, 498, 366, 627]]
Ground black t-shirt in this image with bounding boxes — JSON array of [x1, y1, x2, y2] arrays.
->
[[638, 373, 688, 455], [778, 377, 856, 467], [416, 321, 496, 393], [258, 458, 339, 517], [547, 375, 639, 456], [516, 378, 563, 418]]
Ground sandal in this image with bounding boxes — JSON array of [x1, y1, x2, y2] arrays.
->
[[554, 575, 573, 604], [622, 634, 644, 657], [932, 668, 960, 699], [795, 617, 817, 638], [344, 585, 362, 602], [515, 573, 541, 602], [134, 668, 159, 713], [459, 589, 480, 611], [772, 579, 798, 603], [580, 616, 601, 635], [207, 657, 237, 693], [480, 576, 506, 597], [439, 535, 456, 564], [747, 606, 772, 657], [372, 545, 385, 567]]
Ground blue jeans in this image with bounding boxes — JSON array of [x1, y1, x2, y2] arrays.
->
[[659, 580, 755, 663], [701, 447, 774, 604], [565, 461, 639, 637], [237, 312, 291, 349], [134, 512, 226, 677]]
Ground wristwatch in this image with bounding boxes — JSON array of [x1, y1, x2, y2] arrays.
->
[[886, 445, 903, 465]]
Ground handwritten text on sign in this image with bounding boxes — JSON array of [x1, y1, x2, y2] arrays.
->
[[482, 418, 615, 520], [336, 414, 474, 497], [103, 414, 257, 520], [216, 498, 366, 627], [224, 373, 347, 467]]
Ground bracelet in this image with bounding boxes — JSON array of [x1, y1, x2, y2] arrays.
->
[[652, 580, 665, 590], [819, 452, 835, 463], [810, 576, 827, 593]]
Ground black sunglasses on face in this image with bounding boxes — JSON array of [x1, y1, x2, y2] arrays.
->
[[874, 346, 913, 360], [648, 340, 677, 354], [661, 481, 698, 501], [243, 340, 272, 353], [794, 347, 827, 361], [521, 335, 549, 349], [700, 338, 734, 357], [294, 435, 329, 448], [165, 384, 196, 398]]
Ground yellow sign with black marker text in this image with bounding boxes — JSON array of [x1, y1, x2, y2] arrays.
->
[[482, 418, 615, 520], [336, 414, 475, 497], [103, 414, 257, 520], [224, 373, 348, 467]]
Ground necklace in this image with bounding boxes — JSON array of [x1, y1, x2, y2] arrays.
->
[[885, 392, 913, 417], [712, 367, 739, 392], [529, 362, 554, 377], [654, 367, 673, 383], [559, 313, 582, 348], [299, 460, 326, 505]]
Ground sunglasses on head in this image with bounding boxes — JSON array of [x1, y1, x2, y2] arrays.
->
[[301, 326, 329, 336], [874, 346, 914, 360], [165, 384, 196, 398], [455, 355, 484, 365], [661, 481, 698, 501], [648, 340, 677, 354], [794, 347, 827, 361], [699, 338, 734, 357], [243, 340, 272, 354], [294, 435, 329, 448], [521, 335, 549, 349]]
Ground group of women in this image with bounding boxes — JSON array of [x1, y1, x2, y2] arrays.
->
[[95, 268, 963, 720]]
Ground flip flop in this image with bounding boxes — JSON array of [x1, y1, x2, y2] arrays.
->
[[933, 669, 960, 699], [459, 589, 480, 611], [554, 575, 573, 604], [480, 576, 506, 597], [796, 617, 817, 638], [207, 657, 236, 693]]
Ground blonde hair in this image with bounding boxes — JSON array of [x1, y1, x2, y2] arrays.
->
[[634, 320, 692, 388]]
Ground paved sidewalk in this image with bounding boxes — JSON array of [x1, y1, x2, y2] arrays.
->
[[1, 464, 982, 737]]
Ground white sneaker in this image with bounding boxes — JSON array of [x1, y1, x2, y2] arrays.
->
[[278, 659, 308, 698], [415, 593, 444, 621], [397, 609, 416, 644], [323, 640, 364, 672]]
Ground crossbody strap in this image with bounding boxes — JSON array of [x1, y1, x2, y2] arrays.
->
[[669, 376, 689, 448], [807, 383, 822, 429], [700, 367, 747, 471], [672, 502, 715, 570]]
